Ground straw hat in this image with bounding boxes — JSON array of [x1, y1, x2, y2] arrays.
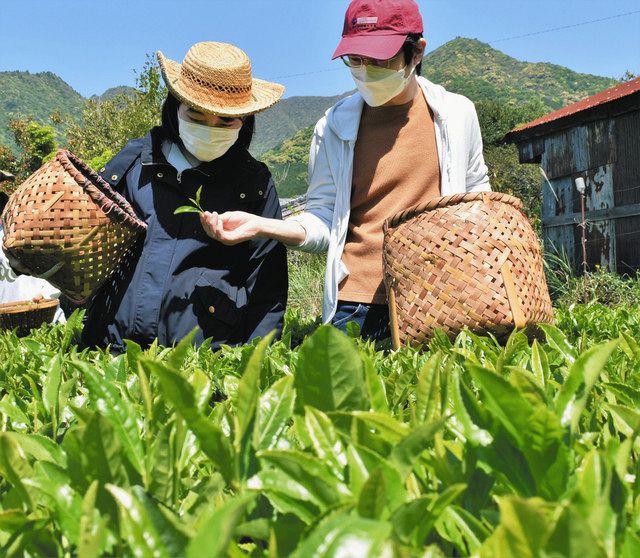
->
[[157, 42, 285, 117]]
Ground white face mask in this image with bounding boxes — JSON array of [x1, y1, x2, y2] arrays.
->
[[178, 113, 241, 162], [350, 64, 415, 107]]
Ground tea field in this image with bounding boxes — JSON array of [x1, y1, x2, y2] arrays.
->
[[1, 304, 640, 557]]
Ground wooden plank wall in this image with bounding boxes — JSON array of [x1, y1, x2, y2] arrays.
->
[[613, 111, 640, 272], [540, 111, 639, 274]]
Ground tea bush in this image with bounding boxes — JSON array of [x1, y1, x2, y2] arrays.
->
[[1, 307, 640, 557]]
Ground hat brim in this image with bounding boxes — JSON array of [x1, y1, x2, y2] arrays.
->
[[157, 52, 285, 117], [332, 33, 407, 60]]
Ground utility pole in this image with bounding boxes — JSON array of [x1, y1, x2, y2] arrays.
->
[[575, 177, 587, 274]]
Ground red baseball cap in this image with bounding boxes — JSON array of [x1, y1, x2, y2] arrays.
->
[[332, 0, 424, 60]]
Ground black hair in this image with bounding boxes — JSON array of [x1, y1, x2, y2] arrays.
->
[[402, 33, 424, 76], [159, 92, 256, 152]]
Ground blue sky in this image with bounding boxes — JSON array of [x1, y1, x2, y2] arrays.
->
[[1, 0, 639, 99]]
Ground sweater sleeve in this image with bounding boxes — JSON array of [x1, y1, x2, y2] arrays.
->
[[285, 117, 335, 253]]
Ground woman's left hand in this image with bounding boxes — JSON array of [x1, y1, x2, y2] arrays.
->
[[200, 211, 264, 245]]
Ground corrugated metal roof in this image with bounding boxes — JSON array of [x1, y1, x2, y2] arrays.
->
[[511, 76, 640, 135]]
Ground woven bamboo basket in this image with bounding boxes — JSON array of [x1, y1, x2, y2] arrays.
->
[[382, 191, 554, 348], [0, 298, 59, 336], [1, 150, 147, 305]]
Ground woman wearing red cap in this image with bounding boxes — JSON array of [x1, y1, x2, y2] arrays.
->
[[202, 0, 491, 341]]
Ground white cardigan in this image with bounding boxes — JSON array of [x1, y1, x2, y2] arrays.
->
[[288, 76, 491, 322]]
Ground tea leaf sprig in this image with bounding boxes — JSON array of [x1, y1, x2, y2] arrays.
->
[[174, 186, 204, 215]]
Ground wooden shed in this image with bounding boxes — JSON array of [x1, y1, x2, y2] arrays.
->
[[507, 77, 640, 274]]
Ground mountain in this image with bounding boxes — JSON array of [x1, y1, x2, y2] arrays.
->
[[90, 86, 137, 102], [422, 38, 617, 108], [253, 93, 350, 156], [0, 71, 85, 150]]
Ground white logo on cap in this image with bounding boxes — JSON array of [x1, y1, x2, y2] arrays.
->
[[355, 17, 378, 25]]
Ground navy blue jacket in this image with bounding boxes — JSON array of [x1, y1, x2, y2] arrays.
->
[[81, 128, 288, 351]]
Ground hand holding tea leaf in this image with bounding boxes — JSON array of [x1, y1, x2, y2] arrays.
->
[[200, 210, 265, 245], [174, 186, 204, 215]]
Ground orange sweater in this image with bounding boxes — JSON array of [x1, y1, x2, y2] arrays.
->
[[339, 91, 441, 304]]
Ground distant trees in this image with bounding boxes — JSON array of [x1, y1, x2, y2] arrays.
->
[[61, 56, 166, 170], [0, 118, 57, 182], [260, 126, 314, 198], [620, 70, 637, 82], [475, 100, 547, 226], [0, 56, 165, 181]]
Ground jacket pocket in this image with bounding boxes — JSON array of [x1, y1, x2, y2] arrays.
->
[[193, 272, 247, 330]]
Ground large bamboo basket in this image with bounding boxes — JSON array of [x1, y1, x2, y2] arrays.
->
[[1, 150, 147, 305], [0, 298, 59, 336], [382, 191, 554, 348]]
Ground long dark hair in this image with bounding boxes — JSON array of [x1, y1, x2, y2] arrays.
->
[[403, 33, 424, 76], [159, 92, 256, 151], [0, 192, 8, 216]]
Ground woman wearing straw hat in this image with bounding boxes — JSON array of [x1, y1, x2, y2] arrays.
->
[[81, 42, 288, 352]]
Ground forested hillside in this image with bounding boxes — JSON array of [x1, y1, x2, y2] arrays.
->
[[0, 71, 84, 149], [423, 38, 617, 108]]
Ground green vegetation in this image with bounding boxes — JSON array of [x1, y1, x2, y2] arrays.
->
[[546, 253, 640, 308], [252, 94, 349, 157], [0, 71, 84, 151], [0, 118, 58, 183], [90, 86, 137, 102], [475, 99, 548, 226], [1, 303, 640, 556], [287, 250, 325, 320], [260, 126, 314, 198], [423, 38, 618, 109], [61, 57, 166, 171]]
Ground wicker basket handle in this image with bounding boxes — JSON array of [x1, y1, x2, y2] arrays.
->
[[499, 252, 527, 329]]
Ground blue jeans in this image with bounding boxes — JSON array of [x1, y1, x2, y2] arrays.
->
[[331, 301, 391, 342]]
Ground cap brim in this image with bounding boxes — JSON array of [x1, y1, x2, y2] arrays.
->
[[331, 34, 407, 60], [157, 51, 285, 117]]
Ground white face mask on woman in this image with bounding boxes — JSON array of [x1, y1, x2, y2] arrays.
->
[[350, 63, 415, 107], [178, 113, 241, 162]]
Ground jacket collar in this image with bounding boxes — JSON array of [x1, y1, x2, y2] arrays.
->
[[326, 76, 449, 141]]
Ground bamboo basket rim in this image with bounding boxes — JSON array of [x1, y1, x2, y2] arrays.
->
[[0, 298, 59, 316], [54, 150, 147, 231], [384, 191, 524, 230]]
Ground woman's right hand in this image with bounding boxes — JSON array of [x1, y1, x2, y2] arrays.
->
[[200, 210, 307, 247], [200, 211, 264, 245]]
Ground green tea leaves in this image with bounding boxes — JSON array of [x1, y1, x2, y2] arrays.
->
[[295, 325, 367, 412]]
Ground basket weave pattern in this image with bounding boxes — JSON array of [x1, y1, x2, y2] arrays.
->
[[383, 192, 553, 347], [1, 150, 147, 305], [0, 298, 59, 336]]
